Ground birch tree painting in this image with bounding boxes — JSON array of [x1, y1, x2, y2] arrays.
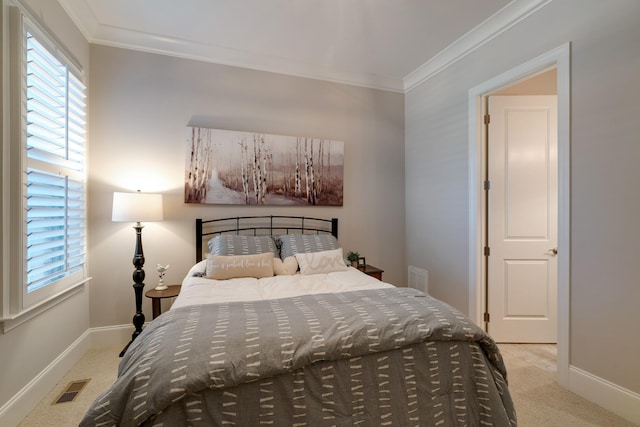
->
[[184, 127, 344, 206]]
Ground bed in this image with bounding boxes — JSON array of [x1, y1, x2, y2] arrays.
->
[[81, 216, 516, 426]]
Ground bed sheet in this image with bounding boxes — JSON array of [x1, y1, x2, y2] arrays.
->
[[171, 261, 394, 310]]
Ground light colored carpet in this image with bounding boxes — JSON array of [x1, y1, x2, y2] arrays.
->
[[18, 347, 120, 427], [500, 344, 636, 426], [18, 344, 637, 426]]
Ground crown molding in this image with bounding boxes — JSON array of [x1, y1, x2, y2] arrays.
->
[[58, 0, 551, 93], [403, 0, 553, 92], [56, 0, 99, 41], [91, 24, 405, 93], [56, 0, 403, 92]]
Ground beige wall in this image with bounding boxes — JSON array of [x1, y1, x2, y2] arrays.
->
[[494, 68, 557, 95], [88, 45, 406, 328], [405, 0, 640, 394], [0, 0, 90, 421]]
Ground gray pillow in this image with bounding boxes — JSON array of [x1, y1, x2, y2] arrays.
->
[[276, 234, 341, 260], [207, 235, 278, 256]]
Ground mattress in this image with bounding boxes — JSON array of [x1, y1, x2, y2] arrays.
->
[[172, 261, 395, 309]]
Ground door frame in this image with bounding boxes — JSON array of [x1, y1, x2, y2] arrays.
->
[[467, 43, 571, 386]]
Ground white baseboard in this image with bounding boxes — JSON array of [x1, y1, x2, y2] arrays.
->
[[569, 365, 640, 425], [0, 324, 132, 427], [0, 329, 91, 427], [89, 323, 135, 349]]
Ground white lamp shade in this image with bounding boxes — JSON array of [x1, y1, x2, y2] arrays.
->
[[112, 192, 164, 222]]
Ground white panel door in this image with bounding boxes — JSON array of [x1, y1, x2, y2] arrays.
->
[[488, 95, 557, 343]]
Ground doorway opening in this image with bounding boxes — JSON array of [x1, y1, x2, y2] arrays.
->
[[486, 75, 558, 343], [467, 43, 570, 387]]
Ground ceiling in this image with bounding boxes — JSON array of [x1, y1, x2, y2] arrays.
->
[[57, 0, 547, 92]]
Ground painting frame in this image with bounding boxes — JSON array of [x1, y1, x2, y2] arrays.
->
[[184, 126, 344, 206]]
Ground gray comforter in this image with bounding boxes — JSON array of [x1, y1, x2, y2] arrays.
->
[[81, 287, 516, 426]]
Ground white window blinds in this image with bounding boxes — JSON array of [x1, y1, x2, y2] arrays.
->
[[24, 28, 87, 295]]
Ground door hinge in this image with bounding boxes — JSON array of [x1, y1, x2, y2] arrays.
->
[[484, 114, 490, 124], [484, 180, 491, 190], [484, 246, 490, 256], [484, 312, 490, 322]]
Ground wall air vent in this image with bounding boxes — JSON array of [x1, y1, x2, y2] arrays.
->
[[408, 266, 429, 294]]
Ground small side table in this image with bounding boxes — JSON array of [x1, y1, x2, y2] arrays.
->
[[359, 264, 384, 281], [145, 285, 181, 319]]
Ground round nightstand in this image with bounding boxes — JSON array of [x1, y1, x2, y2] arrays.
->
[[145, 285, 181, 319]]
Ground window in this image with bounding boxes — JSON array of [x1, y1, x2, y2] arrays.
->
[[19, 16, 87, 308]]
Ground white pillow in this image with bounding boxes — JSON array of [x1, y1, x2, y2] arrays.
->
[[273, 256, 298, 275], [295, 248, 349, 275], [188, 259, 207, 276]]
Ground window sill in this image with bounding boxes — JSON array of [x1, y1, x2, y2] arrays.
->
[[0, 278, 91, 334]]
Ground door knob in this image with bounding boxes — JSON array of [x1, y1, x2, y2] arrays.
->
[[548, 248, 558, 255]]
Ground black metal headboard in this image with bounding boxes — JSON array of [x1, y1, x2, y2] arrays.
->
[[195, 215, 339, 262]]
